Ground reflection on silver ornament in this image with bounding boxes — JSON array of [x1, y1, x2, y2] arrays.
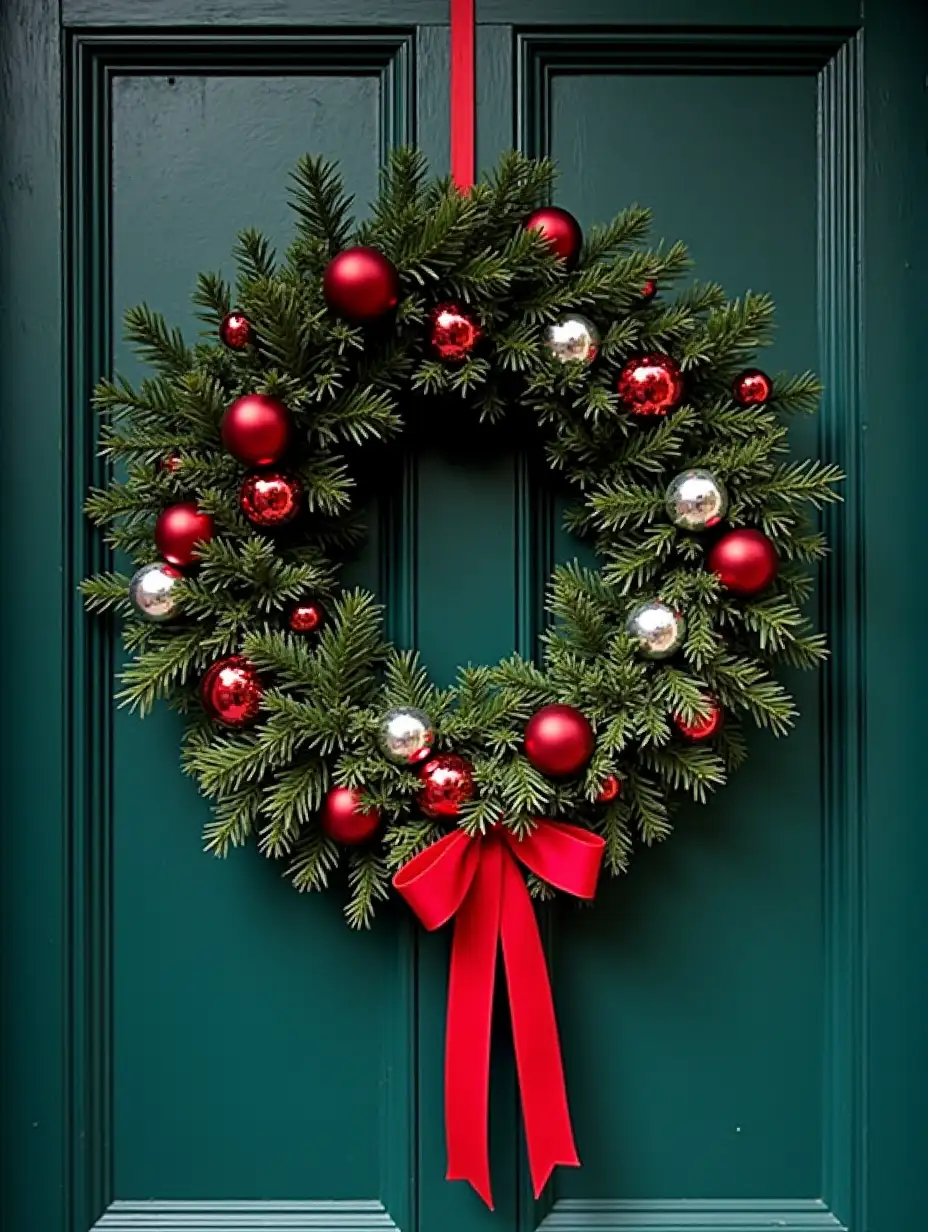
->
[[378, 706, 435, 764], [664, 468, 728, 531], [625, 600, 686, 660], [128, 562, 183, 623], [542, 314, 600, 365]]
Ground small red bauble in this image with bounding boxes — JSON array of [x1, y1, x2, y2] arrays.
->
[[417, 754, 475, 819], [159, 452, 182, 474], [732, 368, 773, 407], [707, 528, 779, 596], [154, 502, 215, 567], [221, 394, 293, 467], [525, 206, 583, 265], [239, 470, 303, 527], [641, 279, 657, 300], [288, 599, 325, 634], [674, 697, 723, 741], [597, 774, 622, 803], [323, 246, 399, 321], [429, 302, 482, 362], [200, 655, 263, 727], [617, 353, 685, 417], [524, 704, 595, 777], [219, 311, 254, 350], [319, 786, 382, 845]]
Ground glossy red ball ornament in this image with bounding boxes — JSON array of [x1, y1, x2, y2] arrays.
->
[[597, 774, 622, 803], [239, 470, 303, 527], [159, 452, 182, 474], [219, 311, 254, 350], [674, 697, 723, 741], [617, 353, 685, 417], [221, 394, 293, 467], [154, 502, 215, 567], [524, 206, 583, 265], [417, 754, 475, 819], [524, 704, 595, 777], [288, 599, 325, 634], [732, 368, 773, 407], [200, 655, 263, 727], [707, 528, 779, 596], [323, 246, 399, 321], [319, 786, 382, 845], [641, 279, 657, 300], [429, 302, 482, 362]]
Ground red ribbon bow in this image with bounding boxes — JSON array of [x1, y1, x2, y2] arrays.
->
[[393, 821, 605, 1208]]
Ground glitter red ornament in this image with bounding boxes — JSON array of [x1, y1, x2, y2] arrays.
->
[[417, 754, 476, 819], [617, 353, 685, 417], [429, 302, 481, 362], [221, 394, 293, 467], [597, 774, 622, 803], [239, 470, 303, 527], [524, 704, 595, 777], [524, 206, 583, 266], [219, 311, 254, 350], [154, 502, 215, 568], [732, 368, 773, 407], [288, 599, 325, 634], [319, 786, 382, 845], [200, 655, 263, 727], [707, 528, 779, 596], [674, 696, 723, 741], [323, 246, 399, 321]]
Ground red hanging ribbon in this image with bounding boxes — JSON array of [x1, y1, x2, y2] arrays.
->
[[393, 821, 605, 1208], [450, 0, 476, 190]]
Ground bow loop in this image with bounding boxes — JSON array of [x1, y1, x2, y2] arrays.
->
[[393, 828, 479, 931]]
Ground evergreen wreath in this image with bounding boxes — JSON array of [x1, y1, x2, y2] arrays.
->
[[82, 150, 842, 928]]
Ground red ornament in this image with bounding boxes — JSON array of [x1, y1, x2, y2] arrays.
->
[[200, 655, 263, 727], [323, 246, 399, 321], [154, 502, 215, 567], [525, 206, 583, 265], [617, 353, 684, 417], [219, 311, 254, 350], [429, 302, 482, 362], [640, 279, 657, 300], [674, 696, 723, 741], [320, 786, 382, 845], [221, 394, 293, 467], [524, 704, 595, 777], [417, 754, 475, 819], [597, 774, 622, 803], [732, 368, 773, 407], [159, 452, 182, 474], [239, 470, 303, 527], [708, 528, 779, 596], [288, 599, 325, 634]]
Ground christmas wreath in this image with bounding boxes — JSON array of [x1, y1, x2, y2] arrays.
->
[[83, 149, 840, 1203]]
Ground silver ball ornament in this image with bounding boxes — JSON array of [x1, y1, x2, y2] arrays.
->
[[626, 600, 686, 660], [378, 706, 435, 765], [542, 314, 600, 365], [664, 468, 728, 531], [128, 562, 183, 623]]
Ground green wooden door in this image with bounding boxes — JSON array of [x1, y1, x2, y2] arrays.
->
[[2, 1, 926, 1230]]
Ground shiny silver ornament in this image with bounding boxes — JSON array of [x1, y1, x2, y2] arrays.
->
[[625, 600, 686, 660], [378, 706, 435, 765], [128, 562, 183, 623], [664, 468, 728, 531], [542, 314, 600, 365]]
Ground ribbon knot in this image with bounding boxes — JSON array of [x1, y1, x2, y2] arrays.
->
[[393, 820, 605, 1208]]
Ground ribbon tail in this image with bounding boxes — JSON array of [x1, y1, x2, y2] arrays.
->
[[500, 852, 580, 1198], [444, 838, 503, 1209]]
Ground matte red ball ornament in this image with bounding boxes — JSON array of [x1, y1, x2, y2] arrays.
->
[[617, 353, 684, 417], [597, 774, 622, 803], [154, 502, 215, 567], [524, 206, 583, 265], [239, 470, 303, 527], [429, 302, 482, 362], [732, 368, 773, 407], [524, 704, 595, 777], [417, 754, 476, 820], [288, 599, 325, 634], [219, 311, 254, 350], [708, 528, 779, 596], [200, 655, 263, 728], [319, 786, 382, 845], [221, 394, 293, 466], [674, 696, 723, 741], [323, 246, 399, 321]]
